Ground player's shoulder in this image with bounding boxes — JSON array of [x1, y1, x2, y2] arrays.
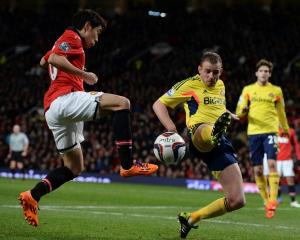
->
[[173, 74, 199, 90], [268, 82, 282, 92], [216, 79, 224, 87], [58, 29, 82, 46]]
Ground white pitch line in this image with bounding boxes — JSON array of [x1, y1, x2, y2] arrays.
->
[[2, 205, 298, 231], [0, 204, 297, 211]]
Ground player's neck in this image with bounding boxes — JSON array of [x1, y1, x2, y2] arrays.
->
[[256, 80, 268, 86]]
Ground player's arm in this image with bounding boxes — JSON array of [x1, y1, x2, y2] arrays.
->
[[22, 134, 29, 157], [235, 87, 250, 118], [290, 129, 300, 166], [47, 53, 98, 85], [275, 88, 289, 133], [153, 100, 177, 132], [153, 80, 191, 132]]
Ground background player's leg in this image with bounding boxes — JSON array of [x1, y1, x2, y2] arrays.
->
[[267, 159, 279, 202], [17, 161, 25, 180], [254, 165, 269, 205], [9, 160, 16, 179]]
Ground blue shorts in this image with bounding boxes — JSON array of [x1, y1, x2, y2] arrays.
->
[[248, 133, 278, 166], [189, 134, 237, 172]]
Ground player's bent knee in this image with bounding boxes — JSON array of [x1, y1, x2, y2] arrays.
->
[[118, 96, 130, 110], [69, 165, 84, 177]]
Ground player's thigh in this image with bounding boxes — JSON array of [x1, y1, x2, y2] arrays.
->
[[248, 135, 265, 166], [99, 93, 130, 111], [47, 118, 84, 153], [276, 161, 283, 176], [62, 146, 84, 176], [263, 133, 278, 160], [219, 163, 245, 205], [46, 91, 103, 123], [282, 160, 295, 177]]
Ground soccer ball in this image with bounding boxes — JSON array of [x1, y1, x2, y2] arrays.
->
[[153, 132, 186, 165]]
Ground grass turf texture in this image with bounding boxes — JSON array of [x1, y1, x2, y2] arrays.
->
[[0, 178, 299, 240]]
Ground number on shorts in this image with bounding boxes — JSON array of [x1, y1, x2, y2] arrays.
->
[[49, 64, 58, 80], [268, 135, 277, 144]]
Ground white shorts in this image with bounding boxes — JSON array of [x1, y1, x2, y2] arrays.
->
[[263, 154, 295, 177], [45, 91, 103, 153]]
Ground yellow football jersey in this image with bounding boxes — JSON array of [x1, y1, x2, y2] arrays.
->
[[236, 82, 289, 135], [159, 74, 226, 129]]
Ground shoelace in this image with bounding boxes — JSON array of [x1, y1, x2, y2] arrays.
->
[[134, 160, 149, 169]]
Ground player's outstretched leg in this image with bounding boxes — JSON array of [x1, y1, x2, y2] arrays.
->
[[120, 159, 158, 177], [18, 191, 39, 227], [178, 212, 198, 239], [211, 111, 231, 146]]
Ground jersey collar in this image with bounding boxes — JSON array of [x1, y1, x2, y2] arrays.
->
[[66, 26, 84, 41]]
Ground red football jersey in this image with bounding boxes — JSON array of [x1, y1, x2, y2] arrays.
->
[[43, 28, 85, 110], [277, 128, 300, 161]]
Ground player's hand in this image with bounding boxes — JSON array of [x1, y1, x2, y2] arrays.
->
[[7, 153, 11, 159], [242, 106, 249, 114], [282, 132, 290, 138], [82, 72, 98, 85], [226, 109, 239, 121], [21, 151, 27, 157]]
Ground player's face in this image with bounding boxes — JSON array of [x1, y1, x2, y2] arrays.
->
[[13, 125, 20, 133], [256, 65, 271, 84], [83, 24, 103, 48], [198, 61, 222, 87]]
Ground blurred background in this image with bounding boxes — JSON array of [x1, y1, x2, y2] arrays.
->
[[1, 0, 300, 183]]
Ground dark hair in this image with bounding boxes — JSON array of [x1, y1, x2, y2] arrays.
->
[[72, 9, 107, 30], [256, 59, 273, 73], [200, 52, 222, 66]]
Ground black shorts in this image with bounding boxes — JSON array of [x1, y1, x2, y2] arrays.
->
[[189, 134, 237, 172], [11, 151, 24, 163], [248, 133, 278, 166]]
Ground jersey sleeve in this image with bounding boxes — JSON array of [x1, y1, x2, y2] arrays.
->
[[159, 79, 192, 109], [275, 88, 289, 133], [236, 86, 249, 117], [23, 133, 29, 145], [43, 50, 52, 62]]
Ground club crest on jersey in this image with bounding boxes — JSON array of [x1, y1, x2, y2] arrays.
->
[[268, 92, 274, 98], [167, 88, 175, 96], [59, 42, 70, 52]]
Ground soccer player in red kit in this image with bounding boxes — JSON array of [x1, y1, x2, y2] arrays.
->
[[18, 9, 158, 227], [277, 127, 300, 207]]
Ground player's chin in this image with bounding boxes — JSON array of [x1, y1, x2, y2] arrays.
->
[[84, 42, 95, 48]]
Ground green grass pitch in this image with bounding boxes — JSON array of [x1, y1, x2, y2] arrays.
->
[[0, 178, 299, 240]]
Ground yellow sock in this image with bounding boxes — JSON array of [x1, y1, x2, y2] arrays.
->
[[268, 172, 280, 201], [190, 197, 229, 223], [255, 175, 269, 203], [192, 124, 214, 152]]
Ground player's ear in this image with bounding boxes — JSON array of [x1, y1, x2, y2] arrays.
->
[[255, 71, 258, 78], [197, 64, 202, 73], [219, 68, 223, 76], [83, 21, 92, 32]]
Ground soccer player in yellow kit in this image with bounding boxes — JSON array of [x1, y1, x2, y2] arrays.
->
[[236, 59, 289, 218], [153, 52, 245, 238]]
